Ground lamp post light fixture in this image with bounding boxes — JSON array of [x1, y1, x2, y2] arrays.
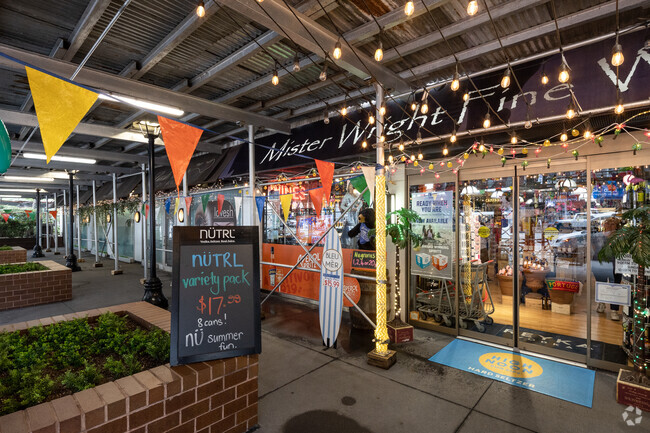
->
[[135, 121, 168, 310], [65, 173, 80, 271], [32, 188, 44, 258]]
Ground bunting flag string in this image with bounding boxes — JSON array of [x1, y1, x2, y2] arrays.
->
[[217, 194, 225, 215], [157, 116, 203, 194], [24, 210, 32, 217], [145, 204, 150, 219], [173, 197, 179, 216], [184, 196, 193, 211], [349, 175, 370, 206], [315, 159, 334, 205], [360, 166, 376, 206], [201, 194, 210, 212], [49, 210, 57, 219], [308, 187, 324, 217], [280, 193, 293, 222], [26, 67, 98, 163], [234, 196, 242, 221], [164, 198, 171, 214], [1, 214, 9, 223], [255, 196, 265, 223]]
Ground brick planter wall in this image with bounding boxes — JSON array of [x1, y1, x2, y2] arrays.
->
[[0, 302, 259, 433], [0, 260, 71, 312], [0, 237, 64, 250], [0, 246, 27, 264]]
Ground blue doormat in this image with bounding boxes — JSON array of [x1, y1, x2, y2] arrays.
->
[[429, 339, 595, 407]]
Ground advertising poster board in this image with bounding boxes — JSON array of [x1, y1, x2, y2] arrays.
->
[[171, 226, 261, 366], [410, 191, 454, 279]]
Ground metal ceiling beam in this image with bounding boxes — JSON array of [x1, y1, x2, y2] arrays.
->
[[0, 178, 94, 187], [124, 1, 221, 79], [62, 0, 113, 62], [10, 158, 140, 175], [0, 109, 221, 155], [221, 0, 411, 93], [0, 44, 291, 134], [402, 0, 647, 79]]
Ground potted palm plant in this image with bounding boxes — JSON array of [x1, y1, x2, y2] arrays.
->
[[598, 204, 650, 410], [386, 208, 423, 343]]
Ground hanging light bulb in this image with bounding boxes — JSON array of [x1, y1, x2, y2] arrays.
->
[[467, 0, 478, 16], [196, 1, 206, 18], [416, 131, 423, 145], [341, 105, 347, 116], [443, 145, 449, 156], [293, 54, 301, 72], [379, 105, 386, 116], [450, 67, 460, 91], [611, 42, 624, 67], [411, 101, 417, 111], [420, 102, 429, 114], [404, 1, 415, 16], [398, 142, 405, 151], [524, 115, 533, 129], [362, 140, 368, 149], [560, 132, 568, 142], [368, 114, 375, 124], [323, 110, 329, 124], [500, 68, 511, 89], [271, 69, 279, 86], [388, 154, 393, 163], [450, 130, 457, 143], [615, 97, 624, 114], [558, 61, 570, 83], [541, 73, 549, 85], [374, 40, 383, 62], [583, 130, 592, 139], [483, 113, 491, 129], [319, 64, 327, 81], [333, 41, 342, 60], [511, 135, 518, 145], [380, 135, 386, 143], [463, 91, 469, 102], [566, 99, 576, 119], [478, 141, 485, 153]]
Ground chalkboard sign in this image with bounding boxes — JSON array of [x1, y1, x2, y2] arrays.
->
[[351, 250, 376, 270], [170, 226, 261, 366]]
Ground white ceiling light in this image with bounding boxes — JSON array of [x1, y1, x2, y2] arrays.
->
[[22, 153, 97, 165], [0, 195, 23, 198], [3, 175, 54, 182], [0, 188, 42, 193], [98, 93, 184, 117]]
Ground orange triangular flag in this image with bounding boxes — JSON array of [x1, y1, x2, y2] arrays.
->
[[49, 210, 57, 219], [157, 116, 203, 192], [280, 193, 293, 222], [185, 196, 192, 210], [309, 188, 324, 217], [315, 159, 334, 205], [25, 67, 98, 163]]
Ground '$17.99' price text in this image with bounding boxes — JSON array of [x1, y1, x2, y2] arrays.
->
[[196, 295, 241, 315]]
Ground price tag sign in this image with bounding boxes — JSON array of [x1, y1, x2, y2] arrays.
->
[[170, 226, 261, 365], [595, 281, 631, 306]]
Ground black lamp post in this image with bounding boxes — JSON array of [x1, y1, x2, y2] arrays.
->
[[65, 173, 80, 271], [137, 121, 168, 309], [32, 188, 44, 258]]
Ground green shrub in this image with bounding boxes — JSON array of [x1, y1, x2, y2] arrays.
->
[[0, 245, 13, 251], [0, 262, 48, 275], [0, 312, 170, 415]]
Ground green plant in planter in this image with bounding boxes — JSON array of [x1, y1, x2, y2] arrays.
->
[[598, 204, 650, 378], [0, 245, 13, 251], [385, 208, 423, 326], [0, 262, 47, 275]]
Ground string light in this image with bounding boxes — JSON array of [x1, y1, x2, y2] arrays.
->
[[500, 68, 511, 89], [293, 54, 301, 72], [558, 60, 570, 83], [416, 131, 423, 145], [323, 110, 329, 124], [341, 105, 347, 116], [463, 91, 469, 102], [271, 69, 279, 86], [560, 131, 568, 142], [511, 134, 518, 145], [388, 154, 393, 163], [524, 115, 533, 129], [196, 1, 206, 18], [333, 41, 342, 60], [418, 152, 423, 160], [583, 130, 592, 139], [566, 99, 576, 119], [374, 39, 384, 62], [450, 130, 456, 144], [615, 97, 624, 115], [319, 64, 327, 81], [451, 65, 460, 91], [379, 104, 386, 116], [398, 141, 405, 151], [483, 113, 491, 129], [411, 101, 417, 111], [467, 1, 478, 16], [362, 140, 368, 148], [611, 41, 624, 67], [368, 114, 375, 124], [541, 73, 549, 85], [478, 142, 485, 153], [420, 101, 429, 114], [404, 1, 415, 16]]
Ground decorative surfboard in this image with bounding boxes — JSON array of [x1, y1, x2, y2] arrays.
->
[[319, 229, 344, 348]]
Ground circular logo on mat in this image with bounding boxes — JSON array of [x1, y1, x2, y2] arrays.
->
[[323, 249, 342, 272], [479, 352, 543, 378]]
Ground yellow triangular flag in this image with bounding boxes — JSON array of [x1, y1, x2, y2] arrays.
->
[[174, 197, 180, 216], [280, 193, 293, 222], [26, 67, 98, 163]]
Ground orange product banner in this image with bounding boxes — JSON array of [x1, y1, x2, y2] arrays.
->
[[262, 243, 361, 307]]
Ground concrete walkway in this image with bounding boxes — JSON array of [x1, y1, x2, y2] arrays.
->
[[1, 251, 645, 432]]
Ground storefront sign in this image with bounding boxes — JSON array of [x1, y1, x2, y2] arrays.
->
[[170, 226, 261, 365], [615, 254, 650, 276], [545, 279, 580, 293], [351, 250, 376, 270], [410, 191, 454, 280], [478, 226, 490, 238], [595, 281, 631, 306], [193, 199, 237, 226], [229, 32, 650, 174], [319, 230, 344, 348], [262, 243, 361, 306], [543, 227, 559, 240]]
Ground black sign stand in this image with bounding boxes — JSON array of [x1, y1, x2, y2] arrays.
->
[[171, 226, 261, 366]]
